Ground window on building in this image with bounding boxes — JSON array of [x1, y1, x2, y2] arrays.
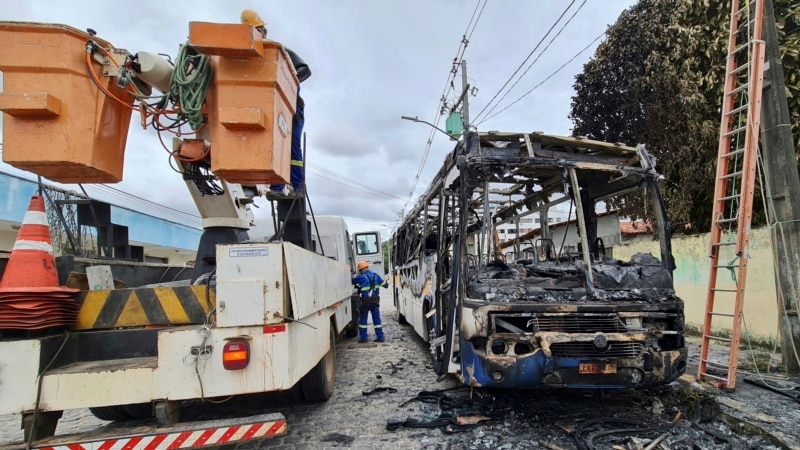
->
[[145, 256, 168, 264]]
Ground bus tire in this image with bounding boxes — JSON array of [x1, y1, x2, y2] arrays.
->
[[89, 405, 133, 422], [398, 312, 408, 325], [300, 326, 336, 402]]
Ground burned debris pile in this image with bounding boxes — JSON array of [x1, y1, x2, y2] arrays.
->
[[466, 253, 679, 303]]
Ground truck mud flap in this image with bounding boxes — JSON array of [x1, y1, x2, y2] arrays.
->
[[16, 413, 286, 450]]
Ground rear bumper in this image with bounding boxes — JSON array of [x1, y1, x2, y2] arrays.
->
[[459, 339, 687, 389]]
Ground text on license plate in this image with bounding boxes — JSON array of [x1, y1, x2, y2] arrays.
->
[[579, 362, 617, 374]]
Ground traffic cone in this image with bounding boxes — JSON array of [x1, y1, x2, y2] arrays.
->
[[0, 195, 79, 331], [0, 195, 78, 293]]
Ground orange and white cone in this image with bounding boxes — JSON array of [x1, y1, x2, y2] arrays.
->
[[0, 195, 78, 294]]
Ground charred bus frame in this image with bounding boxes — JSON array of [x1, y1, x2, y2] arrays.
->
[[392, 131, 687, 388]]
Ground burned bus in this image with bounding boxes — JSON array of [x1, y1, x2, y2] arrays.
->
[[391, 131, 687, 388]]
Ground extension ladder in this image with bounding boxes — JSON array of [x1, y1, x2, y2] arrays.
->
[[698, 0, 766, 389]]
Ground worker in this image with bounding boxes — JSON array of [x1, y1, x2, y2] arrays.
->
[[352, 261, 388, 343], [241, 9, 310, 194]]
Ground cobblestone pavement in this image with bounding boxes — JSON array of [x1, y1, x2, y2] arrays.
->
[[2, 290, 799, 449]]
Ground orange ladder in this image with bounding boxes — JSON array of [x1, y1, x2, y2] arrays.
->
[[698, 0, 766, 389]]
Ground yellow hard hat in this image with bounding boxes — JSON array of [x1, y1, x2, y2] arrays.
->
[[357, 261, 369, 271], [241, 9, 265, 27]]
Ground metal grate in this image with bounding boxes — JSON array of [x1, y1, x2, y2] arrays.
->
[[550, 342, 644, 358], [493, 313, 627, 334]]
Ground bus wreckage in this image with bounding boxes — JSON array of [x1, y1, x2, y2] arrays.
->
[[392, 130, 688, 389]]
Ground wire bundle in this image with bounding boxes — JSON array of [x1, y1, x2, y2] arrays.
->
[[169, 44, 212, 131]]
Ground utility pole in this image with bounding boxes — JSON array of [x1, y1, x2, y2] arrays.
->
[[461, 60, 470, 129], [759, 0, 800, 373]]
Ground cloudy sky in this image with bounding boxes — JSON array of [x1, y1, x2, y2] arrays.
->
[[0, 0, 636, 237]]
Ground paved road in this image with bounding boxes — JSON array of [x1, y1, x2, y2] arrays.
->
[[2, 289, 798, 449], [0, 291, 462, 449]]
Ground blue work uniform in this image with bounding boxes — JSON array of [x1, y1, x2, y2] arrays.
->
[[271, 48, 310, 193], [352, 269, 388, 341]]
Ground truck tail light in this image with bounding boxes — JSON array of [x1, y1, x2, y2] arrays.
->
[[222, 341, 250, 370]]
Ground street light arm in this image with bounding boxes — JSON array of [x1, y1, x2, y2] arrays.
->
[[400, 115, 452, 139]]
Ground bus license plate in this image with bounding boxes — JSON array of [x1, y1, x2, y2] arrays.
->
[[579, 363, 617, 374]]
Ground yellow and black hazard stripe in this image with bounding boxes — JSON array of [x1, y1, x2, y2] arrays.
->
[[73, 285, 215, 330]]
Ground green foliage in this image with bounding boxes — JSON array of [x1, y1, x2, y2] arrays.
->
[[570, 0, 800, 233], [382, 237, 393, 274]]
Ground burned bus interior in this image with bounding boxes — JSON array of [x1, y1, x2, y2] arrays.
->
[[392, 130, 687, 388]]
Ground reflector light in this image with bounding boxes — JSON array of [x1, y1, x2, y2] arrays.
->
[[223, 341, 250, 370]]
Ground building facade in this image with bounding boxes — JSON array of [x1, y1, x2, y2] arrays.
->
[[0, 172, 200, 265]]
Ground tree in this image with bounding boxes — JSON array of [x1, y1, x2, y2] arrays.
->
[[570, 0, 800, 233]]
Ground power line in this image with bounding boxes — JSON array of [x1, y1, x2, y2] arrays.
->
[[475, 0, 588, 123], [310, 168, 407, 204], [0, 166, 202, 228], [477, 30, 606, 125], [343, 217, 399, 225], [404, 0, 487, 212], [307, 162, 406, 203], [0, 147, 202, 225], [472, 0, 579, 124], [88, 184, 200, 221]]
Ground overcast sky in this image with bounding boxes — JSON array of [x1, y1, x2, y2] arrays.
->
[[0, 0, 636, 237]]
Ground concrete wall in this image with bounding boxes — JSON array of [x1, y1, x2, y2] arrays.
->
[[0, 230, 15, 253], [614, 228, 779, 344]]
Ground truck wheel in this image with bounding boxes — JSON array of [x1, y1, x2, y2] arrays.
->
[[300, 326, 336, 402], [89, 405, 133, 422], [346, 295, 359, 337], [123, 402, 154, 419]]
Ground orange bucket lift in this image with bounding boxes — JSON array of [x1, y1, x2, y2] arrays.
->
[[189, 22, 298, 185], [0, 21, 297, 186], [0, 22, 134, 183]]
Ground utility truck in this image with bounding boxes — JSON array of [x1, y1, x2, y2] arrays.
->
[[0, 20, 372, 449]]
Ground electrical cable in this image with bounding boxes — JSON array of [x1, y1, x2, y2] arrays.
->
[[477, 30, 605, 126], [472, 0, 578, 123], [0, 164, 200, 229], [404, 0, 487, 213], [742, 316, 798, 391], [573, 417, 657, 450], [169, 44, 212, 130], [85, 183, 201, 223], [307, 162, 405, 201], [754, 147, 800, 370], [309, 167, 407, 204], [476, 0, 589, 124]]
